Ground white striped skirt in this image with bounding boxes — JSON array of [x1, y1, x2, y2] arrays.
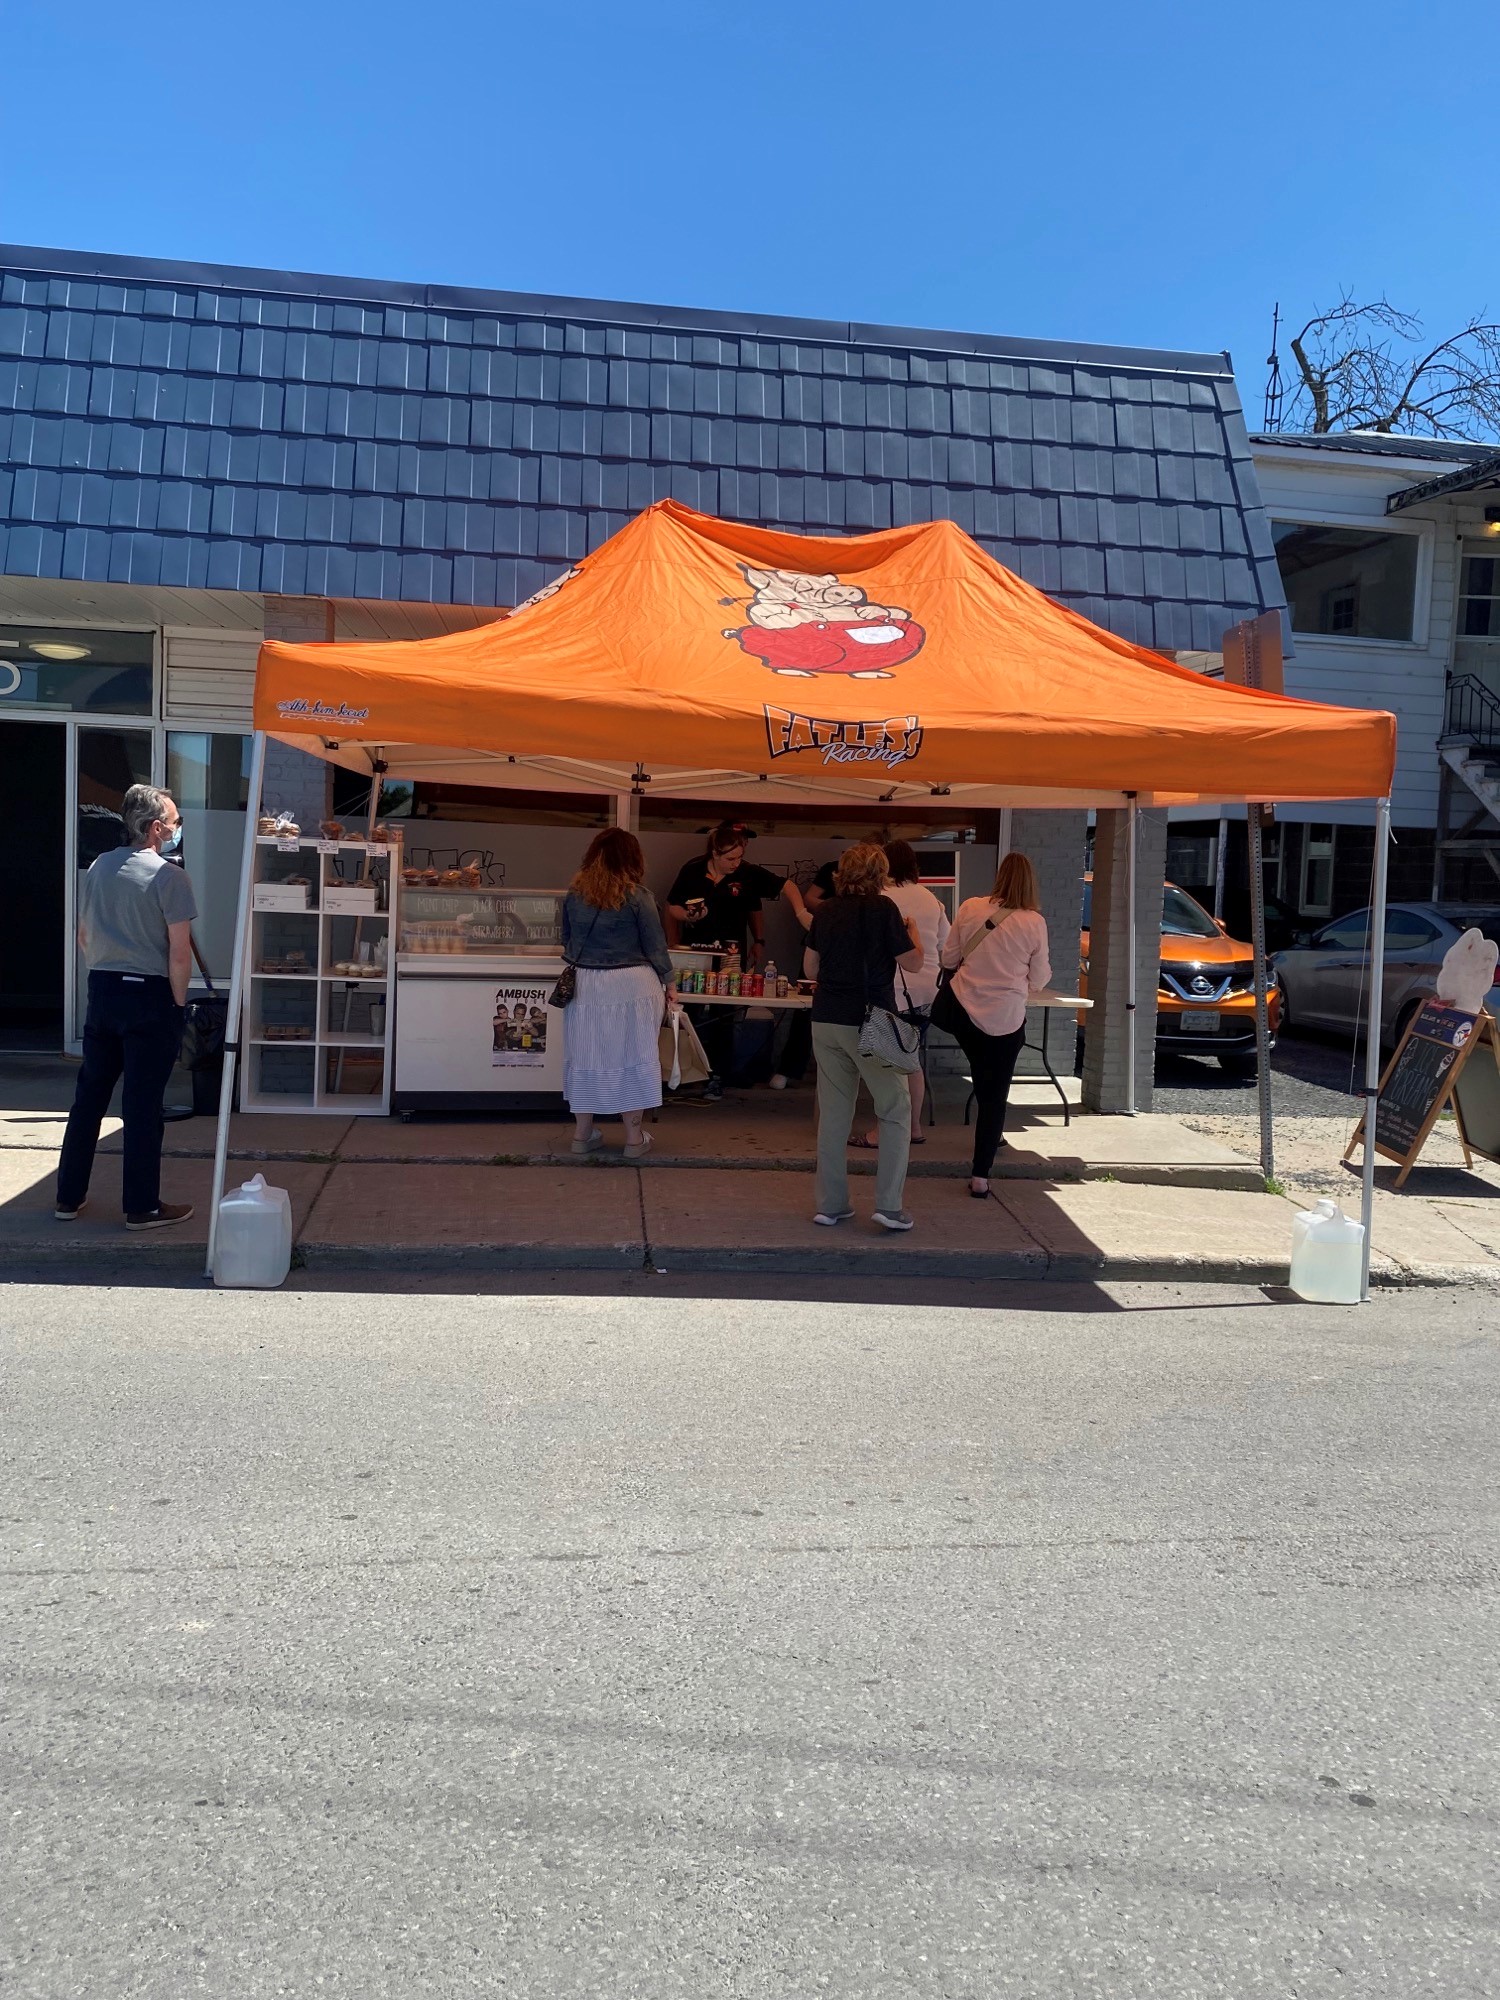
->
[[563, 964, 665, 1115]]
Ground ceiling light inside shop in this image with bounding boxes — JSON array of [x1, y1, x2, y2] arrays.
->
[[30, 642, 91, 661]]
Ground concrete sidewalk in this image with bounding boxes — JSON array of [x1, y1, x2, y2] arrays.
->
[[4, 1054, 1497, 1288]]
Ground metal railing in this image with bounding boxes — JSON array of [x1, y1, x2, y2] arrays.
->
[[1444, 674, 1500, 745]]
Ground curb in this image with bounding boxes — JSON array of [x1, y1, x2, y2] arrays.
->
[[0, 1239, 1491, 1289]]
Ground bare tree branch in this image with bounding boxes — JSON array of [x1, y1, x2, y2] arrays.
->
[[1275, 294, 1500, 441]]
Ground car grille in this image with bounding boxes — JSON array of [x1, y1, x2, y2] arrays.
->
[[1160, 961, 1260, 1004]]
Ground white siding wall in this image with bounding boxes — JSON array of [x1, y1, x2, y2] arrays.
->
[[162, 629, 258, 725], [1251, 447, 1464, 829]]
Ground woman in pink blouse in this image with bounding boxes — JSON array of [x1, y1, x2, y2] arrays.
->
[[939, 852, 1052, 1198]]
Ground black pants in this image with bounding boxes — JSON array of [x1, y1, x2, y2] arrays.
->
[[952, 1000, 1025, 1179], [57, 972, 184, 1217]]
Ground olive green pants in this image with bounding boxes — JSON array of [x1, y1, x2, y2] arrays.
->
[[812, 1021, 912, 1217]]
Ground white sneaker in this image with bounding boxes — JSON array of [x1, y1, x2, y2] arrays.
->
[[769, 1074, 788, 1091], [873, 1210, 915, 1232], [813, 1208, 855, 1226]]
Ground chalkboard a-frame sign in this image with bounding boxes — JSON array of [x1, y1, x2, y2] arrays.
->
[[1346, 1001, 1500, 1185]]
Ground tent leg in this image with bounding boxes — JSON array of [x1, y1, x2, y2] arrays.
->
[[1360, 797, 1392, 1302], [1213, 814, 1229, 921], [205, 731, 267, 1280], [1248, 806, 1274, 1183], [1125, 794, 1138, 1117]]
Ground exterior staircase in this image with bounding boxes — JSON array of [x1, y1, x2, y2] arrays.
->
[[1437, 676, 1500, 896]]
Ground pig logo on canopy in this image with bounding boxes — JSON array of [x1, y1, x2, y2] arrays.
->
[[722, 565, 926, 679]]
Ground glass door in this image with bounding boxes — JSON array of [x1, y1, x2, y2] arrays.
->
[[67, 725, 156, 1048]]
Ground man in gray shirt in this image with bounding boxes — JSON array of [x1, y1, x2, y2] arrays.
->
[[56, 783, 199, 1230]]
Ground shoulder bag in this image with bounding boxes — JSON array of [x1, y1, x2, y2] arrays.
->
[[928, 905, 1018, 1037], [856, 901, 923, 1074], [547, 901, 601, 1010]]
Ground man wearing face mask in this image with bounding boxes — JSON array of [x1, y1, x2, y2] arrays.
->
[[56, 783, 198, 1231]]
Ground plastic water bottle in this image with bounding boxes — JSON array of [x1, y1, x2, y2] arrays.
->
[[1289, 1196, 1364, 1305], [214, 1173, 293, 1289]]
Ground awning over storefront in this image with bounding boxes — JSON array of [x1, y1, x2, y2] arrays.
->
[[254, 500, 1395, 806]]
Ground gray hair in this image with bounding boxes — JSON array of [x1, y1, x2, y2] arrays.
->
[[121, 784, 175, 845]]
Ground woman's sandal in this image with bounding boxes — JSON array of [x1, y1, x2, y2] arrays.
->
[[969, 1181, 994, 1199]]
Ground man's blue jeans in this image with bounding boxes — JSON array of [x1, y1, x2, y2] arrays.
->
[[57, 972, 184, 1217]]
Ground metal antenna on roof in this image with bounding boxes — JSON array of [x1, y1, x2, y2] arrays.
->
[[1263, 302, 1285, 434]]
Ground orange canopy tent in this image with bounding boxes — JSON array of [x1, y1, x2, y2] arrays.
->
[[216, 502, 1401, 1291], [254, 500, 1395, 807]]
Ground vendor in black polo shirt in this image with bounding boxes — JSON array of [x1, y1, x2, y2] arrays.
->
[[665, 822, 807, 965], [666, 822, 809, 1095]]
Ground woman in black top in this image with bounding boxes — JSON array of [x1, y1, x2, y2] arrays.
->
[[804, 843, 924, 1232], [665, 821, 808, 963], [665, 822, 808, 1095]]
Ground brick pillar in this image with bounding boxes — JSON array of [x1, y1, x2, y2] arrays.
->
[[1081, 805, 1167, 1113], [1009, 809, 1087, 1077], [260, 597, 335, 827]]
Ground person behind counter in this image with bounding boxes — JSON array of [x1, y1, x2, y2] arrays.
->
[[804, 843, 924, 1233], [56, 783, 197, 1231], [666, 821, 808, 1096], [561, 829, 679, 1161], [939, 850, 1051, 1199], [665, 821, 808, 965]]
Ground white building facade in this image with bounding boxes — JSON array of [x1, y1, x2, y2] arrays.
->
[[1247, 432, 1500, 921]]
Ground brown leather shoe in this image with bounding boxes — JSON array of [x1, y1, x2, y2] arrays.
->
[[125, 1201, 195, 1232]]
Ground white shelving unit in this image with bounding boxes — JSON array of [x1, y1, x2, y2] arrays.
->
[[240, 836, 400, 1115]]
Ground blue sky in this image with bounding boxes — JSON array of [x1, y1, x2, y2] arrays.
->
[[4, 0, 1494, 426]]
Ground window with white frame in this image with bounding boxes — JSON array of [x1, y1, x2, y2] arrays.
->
[[1271, 523, 1419, 642], [1300, 824, 1336, 917], [1460, 545, 1500, 638]]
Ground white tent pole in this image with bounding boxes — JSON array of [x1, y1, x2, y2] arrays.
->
[[1247, 806, 1275, 1182], [205, 730, 267, 1280], [1125, 792, 1138, 1117], [1360, 795, 1392, 1302]]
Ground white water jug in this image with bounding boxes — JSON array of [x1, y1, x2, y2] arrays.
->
[[1289, 1196, 1364, 1305], [214, 1173, 293, 1289]]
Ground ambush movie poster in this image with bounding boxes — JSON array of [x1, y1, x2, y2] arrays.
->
[[491, 984, 550, 1067]]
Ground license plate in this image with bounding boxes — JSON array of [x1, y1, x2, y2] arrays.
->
[[1179, 1010, 1221, 1033]]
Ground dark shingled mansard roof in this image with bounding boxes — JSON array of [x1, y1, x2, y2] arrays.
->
[[1, 243, 1284, 653]]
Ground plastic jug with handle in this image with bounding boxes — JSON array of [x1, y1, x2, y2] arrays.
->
[[214, 1173, 293, 1289], [1289, 1196, 1364, 1305]]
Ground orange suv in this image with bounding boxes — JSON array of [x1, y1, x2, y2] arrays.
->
[[1080, 877, 1280, 1075]]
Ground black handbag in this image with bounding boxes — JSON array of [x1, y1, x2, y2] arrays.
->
[[547, 904, 601, 1009], [546, 963, 577, 1009]]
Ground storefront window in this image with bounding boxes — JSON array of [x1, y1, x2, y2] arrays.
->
[[1271, 524, 1419, 642], [0, 627, 153, 714], [167, 731, 252, 982]]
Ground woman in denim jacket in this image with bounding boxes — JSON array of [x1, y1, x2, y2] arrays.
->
[[561, 829, 678, 1161]]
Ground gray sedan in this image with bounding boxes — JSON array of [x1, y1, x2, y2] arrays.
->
[[1272, 902, 1500, 1046]]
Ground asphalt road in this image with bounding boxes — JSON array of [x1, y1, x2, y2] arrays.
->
[[1151, 1027, 1365, 1121], [4, 1276, 1497, 1998]]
